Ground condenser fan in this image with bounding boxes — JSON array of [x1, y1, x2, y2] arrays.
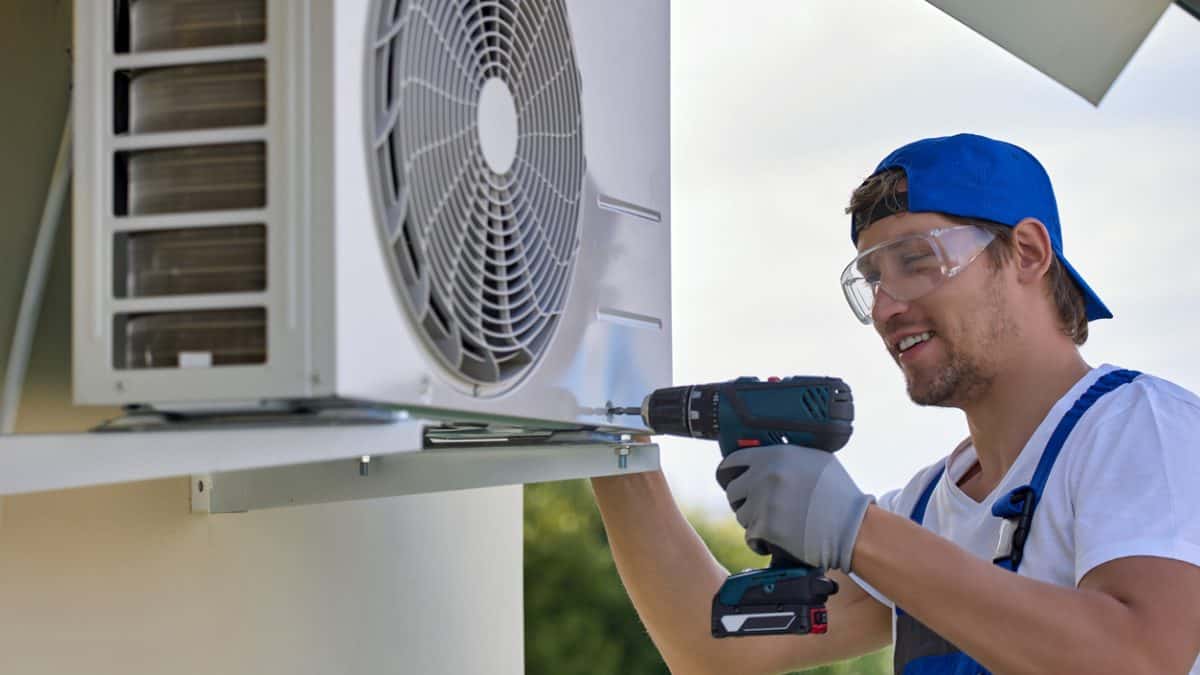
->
[[368, 0, 586, 389]]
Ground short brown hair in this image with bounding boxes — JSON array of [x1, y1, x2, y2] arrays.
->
[[846, 168, 1088, 344]]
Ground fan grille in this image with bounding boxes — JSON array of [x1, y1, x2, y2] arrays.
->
[[368, 0, 585, 388]]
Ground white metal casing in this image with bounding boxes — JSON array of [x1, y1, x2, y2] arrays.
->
[[73, 0, 670, 431]]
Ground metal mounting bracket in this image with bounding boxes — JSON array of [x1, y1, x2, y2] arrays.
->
[[187, 439, 657, 513], [0, 419, 658, 513]]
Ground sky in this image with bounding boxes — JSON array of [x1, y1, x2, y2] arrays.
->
[[662, 1, 1200, 516]]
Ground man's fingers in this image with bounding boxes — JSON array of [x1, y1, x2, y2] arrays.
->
[[715, 464, 747, 490], [744, 533, 771, 557], [723, 468, 754, 513]]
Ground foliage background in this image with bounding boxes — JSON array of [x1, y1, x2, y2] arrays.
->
[[524, 479, 891, 674]]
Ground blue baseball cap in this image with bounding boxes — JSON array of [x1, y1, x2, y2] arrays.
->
[[850, 133, 1112, 321]]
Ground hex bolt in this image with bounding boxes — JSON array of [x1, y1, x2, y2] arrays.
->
[[617, 434, 633, 470]]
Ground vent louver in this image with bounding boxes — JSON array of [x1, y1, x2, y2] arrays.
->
[[111, 0, 269, 371], [368, 0, 586, 389]]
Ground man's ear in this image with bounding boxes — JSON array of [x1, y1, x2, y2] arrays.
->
[[1011, 218, 1054, 285]]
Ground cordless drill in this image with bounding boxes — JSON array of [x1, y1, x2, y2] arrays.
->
[[610, 376, 854, 638]]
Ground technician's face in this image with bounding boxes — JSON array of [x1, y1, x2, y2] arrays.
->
[[855, 212, 1015, 408]]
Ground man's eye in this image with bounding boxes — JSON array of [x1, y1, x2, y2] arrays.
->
[[901, 254, 935, 270]]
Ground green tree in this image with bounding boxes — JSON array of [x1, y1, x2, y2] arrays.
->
[[525, 479, 891, 674]]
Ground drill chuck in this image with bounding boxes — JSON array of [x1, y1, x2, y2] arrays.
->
[[639, 385, 699, 437]]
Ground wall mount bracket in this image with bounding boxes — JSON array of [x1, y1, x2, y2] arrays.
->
[[0, 418, 657, 513]]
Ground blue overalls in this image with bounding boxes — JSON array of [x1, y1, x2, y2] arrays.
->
[[892, 369, 1141, 675]]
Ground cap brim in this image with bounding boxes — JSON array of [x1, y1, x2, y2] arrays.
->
[[1057, 254, 1113, 321]]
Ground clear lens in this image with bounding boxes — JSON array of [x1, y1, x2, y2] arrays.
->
[[840, 225, 996, 324], [841, 275, 875, 324]]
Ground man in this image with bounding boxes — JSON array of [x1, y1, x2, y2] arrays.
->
[[592, 133, 1200, 674]]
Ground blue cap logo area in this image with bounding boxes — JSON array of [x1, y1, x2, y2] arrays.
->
[[851, 133, 1112, 321]]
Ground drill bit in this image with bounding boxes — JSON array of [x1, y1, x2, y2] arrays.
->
[[609, 406, 642, 416]]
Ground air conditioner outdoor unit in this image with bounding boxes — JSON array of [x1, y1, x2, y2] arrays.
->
[[72, 0, 670, 433]]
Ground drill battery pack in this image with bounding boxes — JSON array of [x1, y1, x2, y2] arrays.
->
[[712, 565, 839, 638]]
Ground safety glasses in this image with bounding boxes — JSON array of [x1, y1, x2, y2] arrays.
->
[[840, 225, 996, 325]]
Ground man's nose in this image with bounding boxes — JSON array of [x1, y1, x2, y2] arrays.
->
[[871, 284, 909, 325]]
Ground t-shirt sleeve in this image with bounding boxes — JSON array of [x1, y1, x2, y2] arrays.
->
[[1069, 386, 1200, 585]]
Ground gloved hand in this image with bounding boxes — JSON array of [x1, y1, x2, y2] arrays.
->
[[716, 444, 873, 573]]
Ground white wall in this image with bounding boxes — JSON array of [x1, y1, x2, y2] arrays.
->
[[0, 4, 523, 673], [0, 482, 523, 675]]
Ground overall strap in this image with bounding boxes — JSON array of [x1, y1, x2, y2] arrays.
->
[[895, 464, 989, 671], [910, 465, 945, 526], [992, 369, 1142, 572]]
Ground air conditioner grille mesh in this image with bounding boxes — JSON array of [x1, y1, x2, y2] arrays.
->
[[369, 0, 585, 387]]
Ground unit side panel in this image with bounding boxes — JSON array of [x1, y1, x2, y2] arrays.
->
[[531, 0, 673, 424]]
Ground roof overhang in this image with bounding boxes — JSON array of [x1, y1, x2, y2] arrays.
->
[[927, 0, 1179, 105], [1177, 0, 1200, 21]]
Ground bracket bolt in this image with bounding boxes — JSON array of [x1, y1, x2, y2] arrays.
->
[[616, 434, 633, 470]]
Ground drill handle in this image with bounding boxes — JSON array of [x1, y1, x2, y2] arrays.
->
[[716, 467, 808, 568]]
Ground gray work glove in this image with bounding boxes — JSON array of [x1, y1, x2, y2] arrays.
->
[[716, 444, 873, 573]]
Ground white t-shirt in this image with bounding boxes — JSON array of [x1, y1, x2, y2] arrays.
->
[[852, 364, 1200, 672]]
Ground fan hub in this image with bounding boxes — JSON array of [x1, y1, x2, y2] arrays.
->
[[477, 77, 518, 175]]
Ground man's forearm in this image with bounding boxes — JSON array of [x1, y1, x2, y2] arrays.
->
[[590, 471, 735, 672], [852, 505, 1167, 674]]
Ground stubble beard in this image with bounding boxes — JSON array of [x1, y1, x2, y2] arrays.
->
[[906, 348, 991, 407], [905, 272, 1014, 407]]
